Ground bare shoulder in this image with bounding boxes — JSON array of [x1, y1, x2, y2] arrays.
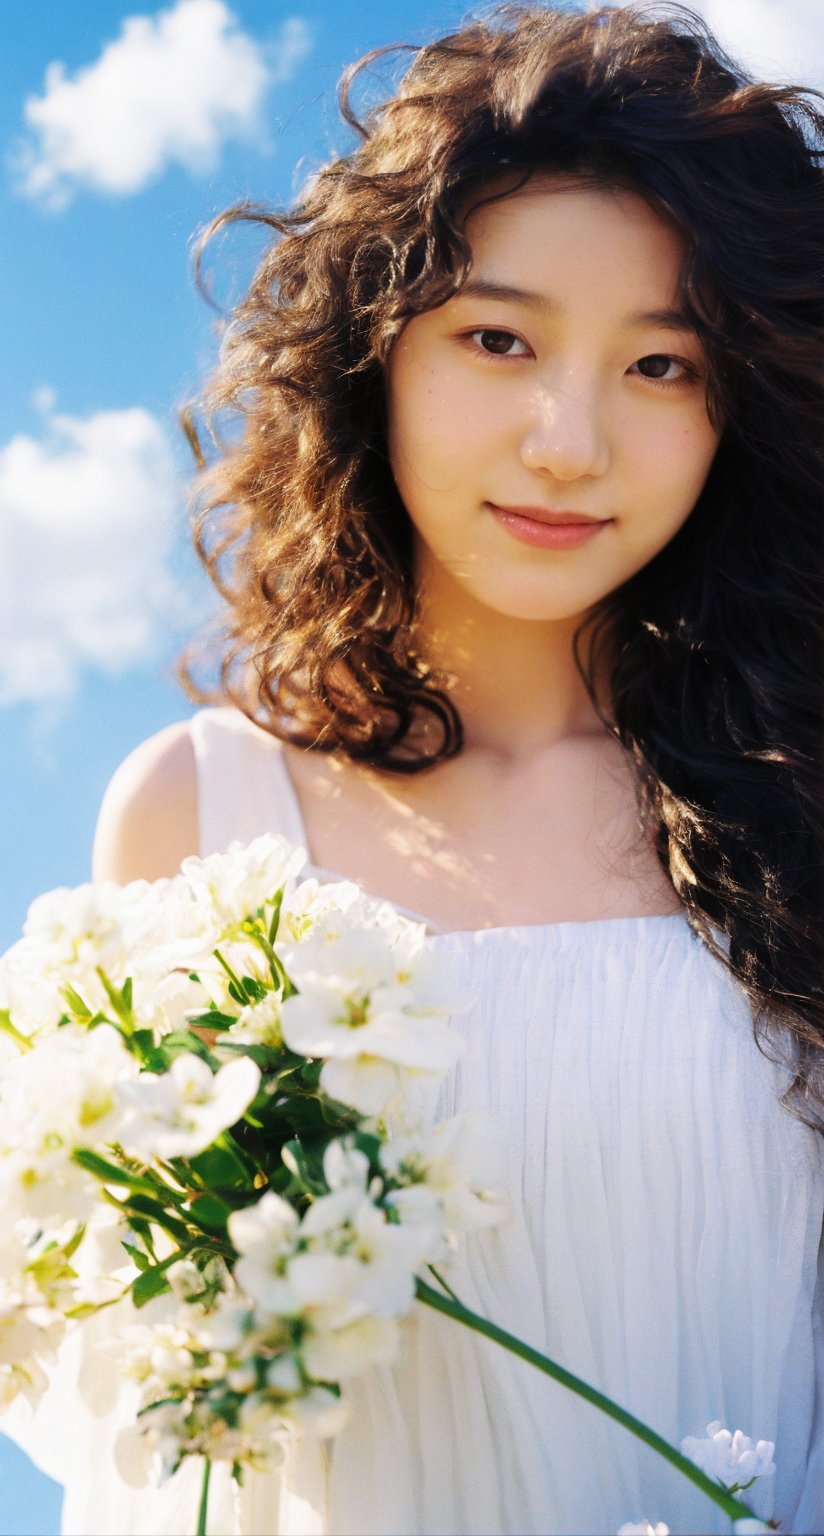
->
[[92, 719, 200, 885]]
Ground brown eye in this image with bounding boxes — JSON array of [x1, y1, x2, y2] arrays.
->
[[634, 354, 681, 381], [468, 328, 529, 357], [479, 329, 517, 354]]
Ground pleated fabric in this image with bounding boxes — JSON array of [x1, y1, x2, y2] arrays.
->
[[3, 704, 822, 1536]]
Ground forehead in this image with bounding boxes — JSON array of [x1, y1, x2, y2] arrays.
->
[[461, 176, 687, 301]]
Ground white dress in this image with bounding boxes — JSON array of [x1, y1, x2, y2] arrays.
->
[[3, 703, 823, 1536]]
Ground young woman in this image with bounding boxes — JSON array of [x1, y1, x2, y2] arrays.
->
[[56, 3, 824, 1532]]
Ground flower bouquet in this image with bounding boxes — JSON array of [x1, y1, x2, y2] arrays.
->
[[0, 835, 777, 1534]]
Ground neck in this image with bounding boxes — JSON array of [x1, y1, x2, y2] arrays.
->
[[410, 548, 612, 764]]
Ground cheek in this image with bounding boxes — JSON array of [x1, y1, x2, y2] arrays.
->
[[640, 410, 719, 511], [388, 362, 486, 493]]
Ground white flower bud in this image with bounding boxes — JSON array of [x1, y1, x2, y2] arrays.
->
[[616, 1524, 670, 1536], [681, 1421, 776, 1489], [266, 1355, 302, 1395]]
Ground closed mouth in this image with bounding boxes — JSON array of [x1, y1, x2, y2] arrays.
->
[[490, 504, 609, 526]]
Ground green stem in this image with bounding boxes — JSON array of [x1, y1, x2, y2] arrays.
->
[[95, 966, 135, 1032], [213, 949, 245, 999], [244, 923, 295, 997], [427, 1263, 461, 1304], [415, 1278, 757, 1526], [196, 1457, 212, 1536], [0, 1010, 33, 1053]]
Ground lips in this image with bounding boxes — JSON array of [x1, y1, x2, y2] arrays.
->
[[489, 504, 608, 526]]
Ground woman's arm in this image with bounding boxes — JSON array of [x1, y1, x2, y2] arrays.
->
[[91, 719, 200, 884]]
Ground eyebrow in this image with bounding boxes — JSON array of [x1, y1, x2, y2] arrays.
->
[[457, 277, 695, 334]]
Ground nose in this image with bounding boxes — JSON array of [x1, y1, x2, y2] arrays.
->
[[519, 378, 610, 481]]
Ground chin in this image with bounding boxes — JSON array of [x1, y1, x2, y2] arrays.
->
[[467, 586, 602, 624]]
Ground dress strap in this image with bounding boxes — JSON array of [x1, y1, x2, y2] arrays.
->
[[188, 706, 308, 857]]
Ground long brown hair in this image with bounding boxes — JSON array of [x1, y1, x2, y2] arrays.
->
[[178, 2, 824, 1130]]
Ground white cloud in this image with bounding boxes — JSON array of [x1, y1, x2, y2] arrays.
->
[[0, 403, 202, 707], [13, 0, 310, 209], [687, 0, 824, 88]]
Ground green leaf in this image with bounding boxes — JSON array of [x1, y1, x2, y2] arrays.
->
[[185, 1010, 237, 1033], [83, 1011, 115, 1032], [351, 1130, 383, 1168], [72, 1148, 163, 1198], [298, 1059, 323, 1091], [118, 1194, 191, 1246], [257, 1057, 309, 1095], [188, 1193, 232, 1235], [267, 1163, 293, 1196], [265, 1093, 329, 1136], [157, 1031, 220, 1068], [64, 1302, 106, 1327], [121, 1239, 152, 1272], [320, 1095, 363, 1132], [186, 1141, 254, 1193], [132, 1266, 173, 1308], [282, 1137, 328, 1197], [128, 1029, 157, 1060], [62, 1223, 87, 1261], [124, 1215, 158, 1260], [95, 967, 134, 1029], [268, 888, 284, 944], [213, 1041, 285, 1071], [137, 1032, 221, 1074], [61, 983, 93, 1021]]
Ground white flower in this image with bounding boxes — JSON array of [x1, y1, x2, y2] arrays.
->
[[114, 1421, 161, 1489], [0, 1022, 138, 1223], [292, 1197, 428, 1319], [279, 877, 369, 944], [136, 967, 213, 1036], [114, 1396, 196, 1487], [381, 1112, 509, 1257], [230, 1141, 432, 1335], [221, 990, 283, 1049], [0, 1298, 59, 1370], [304, 1139, 433, 1311], [0, 945, 66, 1043], [237, 1391, 289, 1440], [288, 1384, 350, 1438], [280, 930, 465, 1115], [58, 1205, 132, 1303], [288, 1146, 433, 1328], [163, 1255, 227, 1310], [180, 834, 306, 933], [616, 1525, 670, 1535], [10, 879, 162, 1025], [103, 1289, 196, 1378], [680, 1421, 776, 1490], [128, 877, 245, 982], [116, 1053, 261, 1160], [302, 1312, 400, 1380], [192, 1296, 264, 1356], [229, 1191, 301, 1316], [318, 1056, 401, 1116], [323, 1138, 380, 1197], [22, 879, 126, 968], [732, 1523, 773, 1534], [0, 1290, 65, 1410]]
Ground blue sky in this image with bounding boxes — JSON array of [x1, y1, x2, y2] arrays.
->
[[1, 1, 821, 1530]]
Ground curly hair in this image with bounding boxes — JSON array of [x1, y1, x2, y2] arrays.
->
[[177, 1, 824, 1131]]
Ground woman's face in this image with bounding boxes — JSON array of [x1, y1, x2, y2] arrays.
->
[[385, 178, 721, 624]]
